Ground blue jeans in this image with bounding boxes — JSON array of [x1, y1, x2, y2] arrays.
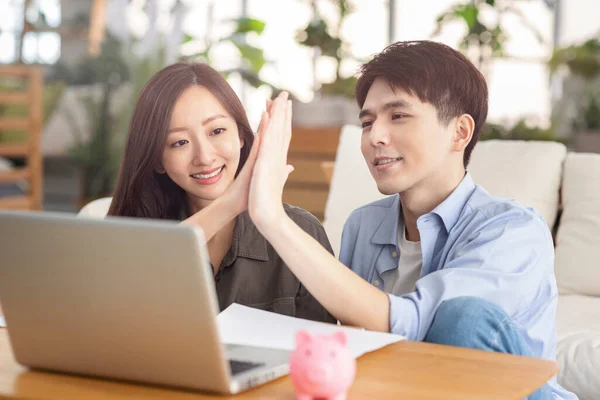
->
[[424, 296, 551, 400]]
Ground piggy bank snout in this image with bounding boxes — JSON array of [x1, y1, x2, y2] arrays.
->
[[306, 363, 334, 384]]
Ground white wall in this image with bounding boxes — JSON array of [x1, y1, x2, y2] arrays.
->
[[558, 0, 600, 46]]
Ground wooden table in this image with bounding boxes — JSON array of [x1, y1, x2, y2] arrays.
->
[[0, 328, 557, 400]]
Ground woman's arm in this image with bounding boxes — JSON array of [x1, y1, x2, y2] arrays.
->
[[180, 196, 238, 241]]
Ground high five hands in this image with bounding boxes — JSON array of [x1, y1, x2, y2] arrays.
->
[[248, 91, 294, 230]]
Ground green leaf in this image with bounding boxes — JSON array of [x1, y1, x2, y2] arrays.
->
[[456, 4, 479, 32], [549, 38, 600, 79], [485, 0, 496, 6], [181, 34, 194, 44], [233, 43, 266, 73], [297, 18, 342, 58], [232, 17, 266, 35]]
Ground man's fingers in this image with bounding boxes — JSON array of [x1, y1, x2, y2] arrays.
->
[[263, 92, 288, 143], [284, 100, 293, 149]]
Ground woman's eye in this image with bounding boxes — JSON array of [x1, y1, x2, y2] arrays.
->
[[361, 121, 372, 129], [212, 128, 225, 135], [172, 139, 188, 148]]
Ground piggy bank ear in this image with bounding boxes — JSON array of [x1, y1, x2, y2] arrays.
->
[[296, 330, 312, 347], [332, 331, 348, 346]]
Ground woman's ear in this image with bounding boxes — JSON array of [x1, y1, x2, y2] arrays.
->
[[156, 164, 166, 174], [239, 135, 244, 150]]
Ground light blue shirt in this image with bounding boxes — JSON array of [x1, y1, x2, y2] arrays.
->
[[339, 173, 576, 399]]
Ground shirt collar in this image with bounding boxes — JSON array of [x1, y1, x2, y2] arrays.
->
[[372, 194, 401, 246], [429, 172, 476, 232], [371, 172, 476, 245]]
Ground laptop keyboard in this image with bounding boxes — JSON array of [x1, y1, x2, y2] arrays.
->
[[229, 359, 265, 375]]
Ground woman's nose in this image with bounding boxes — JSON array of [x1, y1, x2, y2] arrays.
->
[[191, 138, 216, 166]]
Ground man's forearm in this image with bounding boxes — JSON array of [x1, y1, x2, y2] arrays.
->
[[259, 215, 391, 332]]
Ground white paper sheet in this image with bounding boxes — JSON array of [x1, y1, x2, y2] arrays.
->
[[217, 303, 404, 358]]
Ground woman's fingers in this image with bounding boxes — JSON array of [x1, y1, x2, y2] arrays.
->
[[248, 115, 263, 161]]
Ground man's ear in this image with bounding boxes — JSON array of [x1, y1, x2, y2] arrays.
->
[[452, 113, 475, 152]]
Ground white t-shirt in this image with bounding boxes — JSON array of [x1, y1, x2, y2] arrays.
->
[[383, 218, 423, 296]]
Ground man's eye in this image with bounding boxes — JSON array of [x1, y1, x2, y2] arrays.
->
[[361, 121, 372, 129], [392, 114, 404, 120], [212, 128, 225, 135], [172, 139, 188, 147]]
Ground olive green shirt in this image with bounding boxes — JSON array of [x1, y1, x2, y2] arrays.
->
[[211, 204, 336, 324]]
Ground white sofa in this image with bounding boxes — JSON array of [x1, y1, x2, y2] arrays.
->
[[322, 124, 600, 400], [79, 125, 600, 399]]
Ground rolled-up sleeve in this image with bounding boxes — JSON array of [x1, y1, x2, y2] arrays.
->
[[388, 213, 554, 340]]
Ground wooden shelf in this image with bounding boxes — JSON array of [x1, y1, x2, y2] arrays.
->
[[0, 66, 43, 211], [0, 168, 29, 184], [0, 118, 29, 130], [0, 66, 32, 77], [0, 195, 31, 210], [0, 143, 29, 157], [0, 92, 28, 105]]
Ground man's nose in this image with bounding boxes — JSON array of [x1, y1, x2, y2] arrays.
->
[[369, 120, 390, 146]]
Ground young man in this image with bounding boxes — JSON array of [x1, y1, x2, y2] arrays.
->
[[248, 41, 576, 399]]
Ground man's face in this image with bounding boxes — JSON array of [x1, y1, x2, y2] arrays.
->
[[359, 77, 460, 196]]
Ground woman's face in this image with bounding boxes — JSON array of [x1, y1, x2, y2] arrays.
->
[[161, 85, 243, 212]]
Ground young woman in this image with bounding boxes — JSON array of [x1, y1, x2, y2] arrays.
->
[[108, 62, 334, 323]]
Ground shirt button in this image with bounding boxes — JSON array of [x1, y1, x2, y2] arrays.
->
[[392, 251, 398, 258], [374, 280, 380, 287]]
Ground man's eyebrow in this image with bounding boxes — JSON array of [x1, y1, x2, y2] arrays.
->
[[358, 100, 412, 119], [168, 114, 227, 133]]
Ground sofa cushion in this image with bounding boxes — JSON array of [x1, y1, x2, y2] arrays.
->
[[556, 294, 600, 400], [554, 153, 600, 295], [322, 124, 388, 256], [468, 140, 567, 229], [77, 197, 112, 218]]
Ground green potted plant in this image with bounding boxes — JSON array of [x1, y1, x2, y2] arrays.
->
[[292, 0, 360, 127], [572, 92, 600, 153], [180, 8, 277, 93], [61, 33, 166, 206], [480, 118, 564, 144], [548, 36, 600, 146], [549, 38, 600, 80], [61, 34, 127, 205], [432, 0, 544, 78]]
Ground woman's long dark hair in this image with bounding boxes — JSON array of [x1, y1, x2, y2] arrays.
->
[[108, 63, 254, 220]]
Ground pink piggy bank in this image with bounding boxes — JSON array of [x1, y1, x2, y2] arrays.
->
[[289, 330, 356, 400]]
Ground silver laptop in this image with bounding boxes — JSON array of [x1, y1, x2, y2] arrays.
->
[[0, 211, 290, 394]]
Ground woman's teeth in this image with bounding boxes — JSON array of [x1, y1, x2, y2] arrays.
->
[[191, 166, 223, 179], [376, 157, 402, 165]]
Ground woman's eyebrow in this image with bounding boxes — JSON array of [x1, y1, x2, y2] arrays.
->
[[168, 114, 227, 133]]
